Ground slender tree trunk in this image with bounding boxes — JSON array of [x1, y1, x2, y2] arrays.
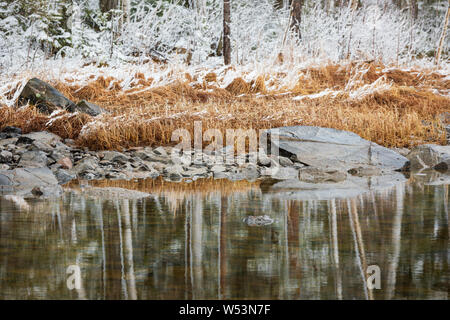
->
[[223, 0, 231, 65], [410, 0, 418, 21], [435, 0, 450, 66], [100, 0, 119, 13], [122, 0, 130, 24], [290, 0, 303, 39]]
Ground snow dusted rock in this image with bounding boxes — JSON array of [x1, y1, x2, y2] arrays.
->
[[406, 145, 450, 171], [264, 126, 408, 171], [18, 78, 76, 114], [68, 100, 106, 117]]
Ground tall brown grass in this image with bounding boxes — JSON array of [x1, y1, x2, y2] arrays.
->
[[1, 63, 449, 150]]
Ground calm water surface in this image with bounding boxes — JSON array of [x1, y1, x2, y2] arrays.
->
[[0, 175, 448, 300]]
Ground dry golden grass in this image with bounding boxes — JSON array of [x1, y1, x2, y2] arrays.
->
[[1, 62, 449, 150]]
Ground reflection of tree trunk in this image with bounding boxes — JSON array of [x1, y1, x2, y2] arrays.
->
[[104, 202, 122, 300], [94, 199, 107, 299], [330, 199, 342, 299], [348, 199, 373, 300], [386, 185, 404, 299], [191, 195, 203, 298], [185, 201, 192, 299], [219, 196, 228, 299], [121, 199, 137, 300], [287, 201, 301, 299]]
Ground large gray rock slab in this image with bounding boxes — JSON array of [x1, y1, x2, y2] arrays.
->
[[263, 126, 408, 171], [406, 144, 450, 171], [18, 78, 76, 114], [0, 167, 62, 197]]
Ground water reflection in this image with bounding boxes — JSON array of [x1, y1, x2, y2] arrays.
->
[[0, 175, 448, 300]]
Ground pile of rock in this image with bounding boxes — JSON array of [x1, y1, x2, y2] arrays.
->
[[1, 124, 449, 198]]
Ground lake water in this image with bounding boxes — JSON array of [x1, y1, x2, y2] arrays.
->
[[0, 175, 448, 300]]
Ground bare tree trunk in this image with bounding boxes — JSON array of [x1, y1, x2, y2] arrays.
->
[[223, 0, 231, 65], [410, 0, 418, 21], [193, 0, 207, 16], [100, 0, 119, 13], [435, 0, 450, 66], [290, 0, 303, 39], [122, 0, 130, 24]]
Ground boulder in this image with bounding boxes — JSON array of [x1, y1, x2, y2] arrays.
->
[[406, 145, 450, 171], [18, 78, 76, 114], [68, 100, 106, 117], [0, 167, 62, 197], [263, 126, 408, 171]]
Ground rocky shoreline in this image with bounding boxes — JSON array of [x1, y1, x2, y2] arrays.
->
[[0, 124, 449, 198]]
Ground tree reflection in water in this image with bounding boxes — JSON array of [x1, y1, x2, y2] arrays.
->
[[0, 175, 448, 300]]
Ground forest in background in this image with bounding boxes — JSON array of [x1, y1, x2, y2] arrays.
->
[[0, 0, 449, 72]]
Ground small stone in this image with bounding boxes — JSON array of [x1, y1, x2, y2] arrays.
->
[[31, 187, 44, 197], [153, 146, 168, 157], [16, 136, 34, 145], [57, 157, 73, 170], [278, 156, 294, 167], [0, 150, 13, 163], [101, 151, 130, 163], [257, 153, 272, 166], [54, 169, 76, 185], [243, 215, 274, 227], [211, 165, 227, 173]]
